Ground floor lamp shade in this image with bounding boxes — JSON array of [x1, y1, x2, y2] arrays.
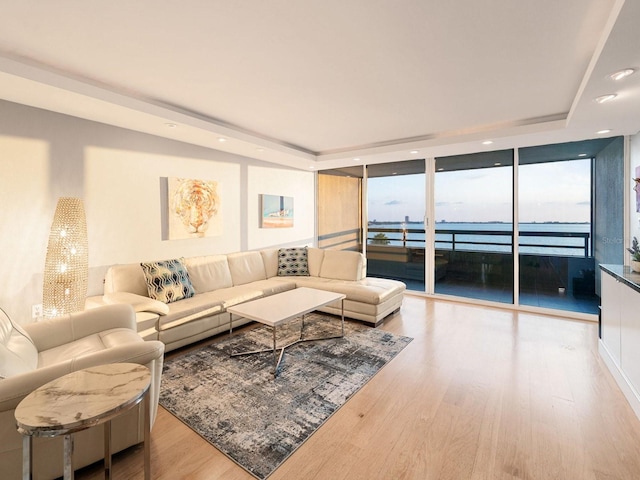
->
[[43, 197, 88, 318]]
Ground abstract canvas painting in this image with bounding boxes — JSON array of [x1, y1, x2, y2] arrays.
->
[[260, 194, 293, 228], [167, 177, 222, 239]]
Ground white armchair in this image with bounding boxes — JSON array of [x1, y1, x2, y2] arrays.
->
[[0, 304, 164, 480]]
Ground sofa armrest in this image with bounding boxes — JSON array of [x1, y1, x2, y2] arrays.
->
[[103, 292, 169, 316], [23, 304, 136, 352], [0, 339, 164, 412]]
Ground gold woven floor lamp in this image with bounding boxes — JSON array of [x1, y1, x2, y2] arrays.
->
[[43, 197, 88, 319]]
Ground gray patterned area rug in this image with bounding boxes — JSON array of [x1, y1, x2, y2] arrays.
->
[[159, 313, 412, 479]]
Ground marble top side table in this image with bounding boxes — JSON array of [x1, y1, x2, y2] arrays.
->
[[14, 362, 151, 480]]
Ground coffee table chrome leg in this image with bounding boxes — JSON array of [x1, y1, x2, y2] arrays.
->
[[341, 299, 345, 337], [104, 420, 112, 479], [228, 312, 233, 355], [273, 326, 278, 376], [22, 436, 31, 480], [63, 434, 74, 480]]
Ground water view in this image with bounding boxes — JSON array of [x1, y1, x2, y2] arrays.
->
[[368, 221, 591, 257]]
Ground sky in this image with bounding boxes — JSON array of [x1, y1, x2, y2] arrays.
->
[[367, 159, 592, 223]]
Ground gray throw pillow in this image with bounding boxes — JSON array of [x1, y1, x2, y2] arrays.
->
[[277, 247, 310, 276]]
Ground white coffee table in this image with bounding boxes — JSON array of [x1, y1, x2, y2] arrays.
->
[[227, 287, 346, 376]]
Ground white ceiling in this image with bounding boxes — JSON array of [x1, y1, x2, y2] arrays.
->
[[0, 0, 639, 170]]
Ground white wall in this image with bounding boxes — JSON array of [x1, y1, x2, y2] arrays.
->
[[0, 100, 315, 324]]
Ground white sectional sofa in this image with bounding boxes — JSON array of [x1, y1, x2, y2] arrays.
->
[[87, 248, 406, 352]]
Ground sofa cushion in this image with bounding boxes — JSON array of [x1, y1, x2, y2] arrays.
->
[[183, 255, 233, 293], [319, 250, 365, 281], [307, 247, 325, 277], [103, 292, 169, 315], [227, 251, 267, 286], [277, 247, 310, 276], [104, 263, 149, 296], [289, 276, 405, 304], [260, 249, 279, 278], [140, 258, 195, 304], [158, 294, 226, 331], [0, 308, 38, 379], [37, 327, 144, 367]]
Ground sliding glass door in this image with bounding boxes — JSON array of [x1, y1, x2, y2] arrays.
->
[[365, 160, 426, 292], [317, 137, 621, 316], [517, 145, 598, 314], [433, 151, 514, 303]]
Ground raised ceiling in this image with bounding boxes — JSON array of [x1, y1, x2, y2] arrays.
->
[[0, 0, 638, 170]]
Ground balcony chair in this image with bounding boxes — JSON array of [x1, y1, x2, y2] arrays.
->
[[0, 303, 164, 480]]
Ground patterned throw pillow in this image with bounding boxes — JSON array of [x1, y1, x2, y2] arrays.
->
[[140, 258, 195, 304], [277, 247, 310, 276]]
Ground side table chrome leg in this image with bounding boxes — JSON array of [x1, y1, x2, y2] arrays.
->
[[144, 392, 151, 480], [341, 299, 345, 337], [22, 436, 32, 480], [63, 434, 74, 480], [104, 421, 112, 479]]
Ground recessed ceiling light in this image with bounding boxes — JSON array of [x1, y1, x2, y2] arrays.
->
[[353, 157, 361, 162], [437, 168, 444, 171], [256, 148, 264, 152], [392, 172, 398, 175], [609, 68, 635, 81], [410, 150, 419, 154], [165, 123, 177, 128], [595, 94, 617, 103], [597, 129, 612, 135], [217, 137, 227, 142], [578, 153, 587, 157], [482, 140, 493, 145], [308, 166, 315, 170], [494, 162, 501, 166]]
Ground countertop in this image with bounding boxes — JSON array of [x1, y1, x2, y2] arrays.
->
[[600, 264, 640, 294]]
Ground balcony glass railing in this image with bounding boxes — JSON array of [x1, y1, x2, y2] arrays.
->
[[365, 225, 597, 314], [367, 226, 590, 257]]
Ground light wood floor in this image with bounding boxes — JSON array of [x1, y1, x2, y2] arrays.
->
[[78, 295, 640, 479]]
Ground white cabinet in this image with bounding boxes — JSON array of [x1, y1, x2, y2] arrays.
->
[[621, 288, 640, 392], [599, 265, 640, 420], [601, 271, 622, 365]]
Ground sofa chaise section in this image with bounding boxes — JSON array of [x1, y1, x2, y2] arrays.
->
[[261, 248, 405, 324]]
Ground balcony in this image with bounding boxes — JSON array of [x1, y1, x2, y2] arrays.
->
[[365, 225, 598, 314]]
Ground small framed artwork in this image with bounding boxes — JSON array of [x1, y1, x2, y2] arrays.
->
[[260, 194, 293, 228]]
